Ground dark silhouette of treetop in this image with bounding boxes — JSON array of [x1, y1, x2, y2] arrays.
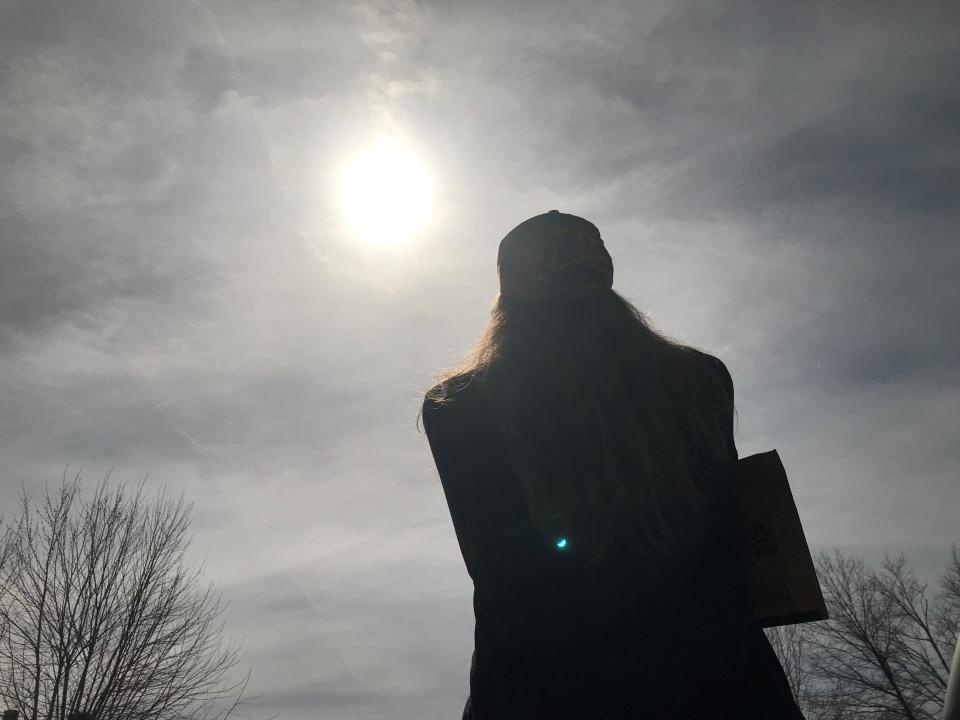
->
[[0, 471, 266, 720]]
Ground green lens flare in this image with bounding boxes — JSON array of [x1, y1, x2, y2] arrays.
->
[[555, 537, 568, 549]]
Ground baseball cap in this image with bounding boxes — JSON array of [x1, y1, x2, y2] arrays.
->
[[497, 210, 614, 301]]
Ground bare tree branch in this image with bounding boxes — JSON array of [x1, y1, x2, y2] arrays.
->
[[0, 471, 268, 720], [763, 548, 959, 720]]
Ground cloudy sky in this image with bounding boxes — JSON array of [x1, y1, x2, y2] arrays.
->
[[1, 0, 958, 717]]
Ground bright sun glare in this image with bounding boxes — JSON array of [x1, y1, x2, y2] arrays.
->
[[339, 136, 433, 246]]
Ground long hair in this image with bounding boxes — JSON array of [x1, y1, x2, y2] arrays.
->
[[422, 288, 736, 569]]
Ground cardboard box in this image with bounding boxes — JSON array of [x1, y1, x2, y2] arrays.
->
[[735, 450, 829, 627]]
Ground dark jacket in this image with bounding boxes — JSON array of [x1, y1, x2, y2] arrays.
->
[[422, 350, 805, 720]]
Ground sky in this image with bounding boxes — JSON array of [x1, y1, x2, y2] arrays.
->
[[1, 0, 958, 718]]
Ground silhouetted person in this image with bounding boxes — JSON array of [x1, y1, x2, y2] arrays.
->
[[421, 211, 805, 719]]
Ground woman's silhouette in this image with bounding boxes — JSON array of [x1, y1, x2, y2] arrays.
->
[[420, 211, 804, 719]]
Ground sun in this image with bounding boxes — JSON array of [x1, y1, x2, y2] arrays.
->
[[339, 135, 433, 246]]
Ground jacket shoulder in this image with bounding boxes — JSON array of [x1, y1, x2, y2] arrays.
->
[[686, 348, 733, 397], [422, 372, 481, 426]]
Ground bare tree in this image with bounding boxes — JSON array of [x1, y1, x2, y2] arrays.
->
[[0, 471, 265, 720], [763, 548, 960, 720], [873, 554, 954, 712], [808, 550, 937, 719]]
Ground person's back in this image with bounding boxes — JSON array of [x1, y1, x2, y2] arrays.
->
[[421, 211, 804, 719]]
